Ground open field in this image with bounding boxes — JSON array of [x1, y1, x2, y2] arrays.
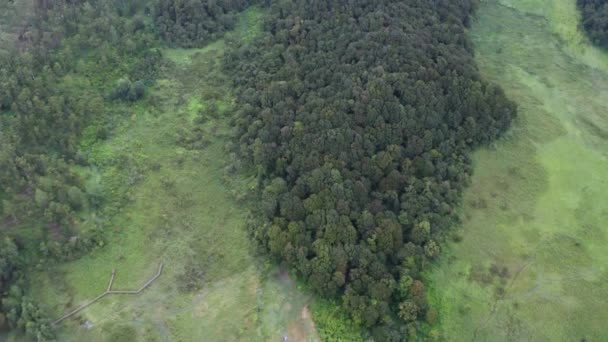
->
[[23, 8, 321, 342], [427, 0, 608, 340]]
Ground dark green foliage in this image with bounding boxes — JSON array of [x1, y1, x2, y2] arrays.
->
[[154, 0, 254, 47], [39, 229, 104, 262], [0, 238, 54, 341], [112, 78, 133, 99], [0, 238, 19, 288], [0, 48, 98, 230], [130, 80, 146, 101], [578, 0, 608, 48], [67, 186, 86, 210], [109, 78, 146, 101], [227, 0, 515, 336], [130, 49, 164, 83]]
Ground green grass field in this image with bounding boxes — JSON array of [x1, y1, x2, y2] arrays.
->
[[23, 8, 324, 342], [426, 0, 608, 340]]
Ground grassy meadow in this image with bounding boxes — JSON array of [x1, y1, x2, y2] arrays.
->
[[427, 0, 608, 340], [22, 8, 326, 342]]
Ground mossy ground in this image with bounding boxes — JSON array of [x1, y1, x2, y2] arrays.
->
[[427, 0, 608, 340], [23, 8, 322, 342]]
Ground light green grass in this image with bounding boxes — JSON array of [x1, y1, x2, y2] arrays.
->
[[28, 8, 320, 341], [426, 0, 608, 340], [501, 0, 608, 69], [310, 298, 365, 342], [233, 5, 266, 43], [163, 40, 225, 66]]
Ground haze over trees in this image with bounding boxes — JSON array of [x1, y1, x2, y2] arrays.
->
[[578, 0, 608, 48]]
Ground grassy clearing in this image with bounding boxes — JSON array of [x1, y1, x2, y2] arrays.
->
[[233, 5, 265, 43], [501, 0, 608, 68], [27, 7, 320, 341], [426, 0, 608, 340]]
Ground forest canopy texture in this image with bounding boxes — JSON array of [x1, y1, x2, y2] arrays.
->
[[578, 0, 608, 48], [223, 0, 516, 338], [154, 0, 253, 47]]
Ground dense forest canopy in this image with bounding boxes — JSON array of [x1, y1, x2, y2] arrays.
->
[[224, 0, 516, 338], [154, 0, 254, 47], [578, 0, 608, 48]]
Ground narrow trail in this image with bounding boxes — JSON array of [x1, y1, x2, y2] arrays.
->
[[53, 263, 164, 325]]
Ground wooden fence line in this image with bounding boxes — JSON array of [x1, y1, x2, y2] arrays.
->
[[53, 262, 164, 325]]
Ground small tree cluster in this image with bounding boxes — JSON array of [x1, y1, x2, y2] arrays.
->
[[109, 78, 146, 101], [0, 238, 55, 341]]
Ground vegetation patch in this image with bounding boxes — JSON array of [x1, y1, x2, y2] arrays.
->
[[310, 298, 365, 342], [154, 0, 254, 48], [226, 0, 515, 338], [427, 0, 608, 340]]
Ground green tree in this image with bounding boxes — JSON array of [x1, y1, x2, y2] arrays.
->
[[398, 300, 419, 322], [34, 189, 49, 209], [67, 186, 86, 210]]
